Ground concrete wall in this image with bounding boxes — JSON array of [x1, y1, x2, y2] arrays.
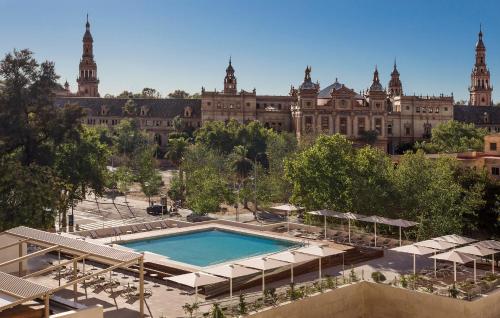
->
[[50, 305, 103, 318], [248, 281, 500, 318]]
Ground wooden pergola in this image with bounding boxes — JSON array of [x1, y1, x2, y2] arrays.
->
[[0, 226, 146, 317]]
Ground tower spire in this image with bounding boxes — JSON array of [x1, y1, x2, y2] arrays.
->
[[77, 14, 99, 97], [469, 25, 492, 106]]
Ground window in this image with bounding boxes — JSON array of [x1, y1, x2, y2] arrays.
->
[[341, 100, 346, 107], [375, 103, 381, 109], [387, 124, 393, 135], [405, 106, 410, 110], [207, 102, 211, 106], [246, 102, 250, 107], [256, 103, 260, 109], [305, 116, 313, 133], [357, 117, 366, 134], [422, 107, 426, 113], [429, 107, 433, 113], [492, 167, 500, 176], [491, 143, 497, 151], [217, 103, 221, 109], [375, 118, 382, 135], [416, 107, 420, 113], [306, 101, 311, 107], [405, 125, 411, 136], [435, 107, 439, 113], [321, 116, 329, 133], [339, 117, 348, 135], [444, 107, 448, 111]]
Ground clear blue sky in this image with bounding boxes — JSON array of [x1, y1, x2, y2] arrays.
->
[[1, 0, 499, 102]]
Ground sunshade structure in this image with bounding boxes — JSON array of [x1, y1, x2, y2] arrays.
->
[[391, 244, 435, 274], [204, 264, 259, 303], [268, 250, 319, 283], [270, 204, 304, 232], [455, 245, 497, 281], [476, 240, 500, 274], [359, 216, 395, 247], [328, 212, 367, 243], [414, 240, 457, 277], [307, 210, 341, 239], [167, 272, 227, 302], [434, 234, 477, 245], [430, 250, 477, 282], [296, 245, 345, 283], [388, 219, 419, 246], [236, 257, 289, 292], [0, 226, 145, 317]]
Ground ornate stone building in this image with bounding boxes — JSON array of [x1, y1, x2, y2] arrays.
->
[[76, 15, 99, 97], [56, 19, 499, 152]]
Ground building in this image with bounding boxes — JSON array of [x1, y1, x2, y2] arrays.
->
[[56, 18, 499, 153]]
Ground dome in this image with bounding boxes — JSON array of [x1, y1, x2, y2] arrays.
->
[[318, 78, 343, 98], [370, 82, 384, 91]]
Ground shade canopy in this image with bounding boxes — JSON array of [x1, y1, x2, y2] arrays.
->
[[476, 240, 500, 251], [430, 250, 477, 264], [389, 219, 419, 228], [434, 235, 477, 245], [307, 210, 341, 217], [333, 212, 367, 220], [236, 257, 289, 271], [167, 272, 226, 288], [204, 264, 259, 279], [455, 245, 497, 257], [359, 215, 395, 225], [391, 244, 436, 255], [414, 239, 457, 250], [270, 204, 303, 212], [268, 250, 319, 264], [296, 245, 345, 257]]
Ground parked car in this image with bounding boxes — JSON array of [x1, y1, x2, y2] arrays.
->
[[146, 204, 168, 215]]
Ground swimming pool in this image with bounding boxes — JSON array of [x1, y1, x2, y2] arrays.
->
[[120, 229, 298, 267]]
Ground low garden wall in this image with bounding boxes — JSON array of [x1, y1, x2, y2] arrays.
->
[[248, 281, 500, 318]]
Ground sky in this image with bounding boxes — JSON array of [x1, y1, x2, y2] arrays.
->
[[1, 0, 499, 102]]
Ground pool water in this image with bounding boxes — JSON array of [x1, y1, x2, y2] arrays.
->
[[120, 229, 297, 267]]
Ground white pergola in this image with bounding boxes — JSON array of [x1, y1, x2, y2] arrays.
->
[[296, 245, 345, 284], [167, 272, 227, 302], [414, 239, 457, 276], [204, 264, 259, 304], [359, 215, 396, 247], [328, 212, 367, 243], [391, 244, 436, 274], [0, 226, 145, 317], [268, 250, 319, 284], [430, 250, 477, 283], [307, 210, 341, 239], [434, 234, 477, 245], [236, 257, 289, 293], [455, 245, 497, 282], [270, 204, 304, 233]]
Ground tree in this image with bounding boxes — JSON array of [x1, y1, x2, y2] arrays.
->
[[168, 89, 190, 99], [115, 166, 134, 201], [55, 127, 109, 229], [135, 147, 163, 204], [172, 115, 185, 133], [358, 130, 379, 146], [415, 120, 487, 153], [284, 134, 354, 211], [350, 146, 396, 216], [229, 145, 253, 182], [141, 87, 161, 98], [112, 119, 150, 158], [0, 49, 84, 230], [165, 137, 189, 168]]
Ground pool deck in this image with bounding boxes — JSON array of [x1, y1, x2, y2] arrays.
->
[[89, 222, 352, 272]]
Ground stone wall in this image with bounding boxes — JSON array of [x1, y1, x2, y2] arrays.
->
[[248, 281, 500, 318]]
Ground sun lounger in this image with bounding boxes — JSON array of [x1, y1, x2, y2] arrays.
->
[[145, 223, 154, 231], [159, 221, 169, 229]]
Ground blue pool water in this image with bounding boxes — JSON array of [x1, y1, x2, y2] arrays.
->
[[120, 229, 297, 267]]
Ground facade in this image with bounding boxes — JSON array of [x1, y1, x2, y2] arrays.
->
[[56, 19, 500, 153]]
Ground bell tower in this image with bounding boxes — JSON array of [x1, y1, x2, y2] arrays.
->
[[388, 59, 403, 97], [223, 57, 237, 94], [469, 25, 492, 106], [77, 15, 99, 97]]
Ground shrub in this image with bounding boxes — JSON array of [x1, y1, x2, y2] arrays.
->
[[238, 294, 247, 315], [371, 271, 386, 283], [448, 283, 459, 298]]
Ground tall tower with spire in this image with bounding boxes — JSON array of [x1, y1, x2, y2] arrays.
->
[[469, 25, 492, 106], [388, 60, 403, 97], [77, 15, 99, 97], [223, 57, 237, 94]]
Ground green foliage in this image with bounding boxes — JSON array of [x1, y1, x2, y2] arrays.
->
[[371, 271, 386, 283], [284, 134, 354, 211], [167, 172, 185, 202], [182, 302, 199, 318], [112, 119, 151, 158], [210, 303, 225, 318], [168, 89, 190, 99], [448, 283, 459, 298], [165, 137, 188, 167], [115, 166, 133, 196], [238, 294, 248, 315], [415, 120, 487, 153], [359, 130, 379, 145]]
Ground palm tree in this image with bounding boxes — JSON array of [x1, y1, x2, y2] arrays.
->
[[172, 115, 184, 133], [229, 146, 254, 210]]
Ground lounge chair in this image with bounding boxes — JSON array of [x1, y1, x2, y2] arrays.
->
[[145, 223, 153, 231], [89, 231, 98, 239], [159, 221, 169, 229]]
